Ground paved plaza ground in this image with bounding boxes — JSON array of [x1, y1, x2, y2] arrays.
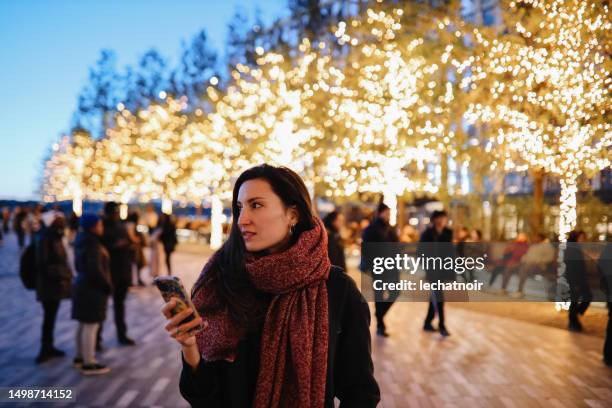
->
[[0, 232, 610, 407]]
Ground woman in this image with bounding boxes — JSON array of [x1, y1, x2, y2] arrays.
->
[[35, 211, 72, 364], [323, 210, 347, 271], [160, 164, 380, 407], [71, 214, 113, 375]]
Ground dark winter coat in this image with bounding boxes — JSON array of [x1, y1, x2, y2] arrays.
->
[[326, 227, 347, 271], [160, 221, 178, 254], [179, 266, 380, 408], [102, 218, 133, 288], [35, 227, 72, 302], [418, 226, 455, 282], [359, 217, 399, 272], [564, 243, 590, 296], [71, 231, 113, 323]]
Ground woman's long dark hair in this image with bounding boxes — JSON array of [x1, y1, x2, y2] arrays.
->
[[192, 164, 316, 326]]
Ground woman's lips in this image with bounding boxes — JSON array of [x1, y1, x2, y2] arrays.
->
[[242, 232, 256, 241]]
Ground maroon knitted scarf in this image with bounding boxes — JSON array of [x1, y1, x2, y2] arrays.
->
[[192, 217, 330, 408]]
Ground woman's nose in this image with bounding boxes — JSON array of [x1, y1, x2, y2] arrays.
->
[[238, 208, 251, 226]]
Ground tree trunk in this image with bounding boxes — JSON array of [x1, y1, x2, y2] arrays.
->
[[530, 168, 545, 235], [439, 152, 450, 209], [397, 196, 405, 230], [558, 176, 578, 242]]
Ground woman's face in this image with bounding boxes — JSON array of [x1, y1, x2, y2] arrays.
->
[[236, 178, 298, 253]]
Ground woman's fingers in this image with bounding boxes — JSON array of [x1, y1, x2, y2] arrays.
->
[[160, 299, 176, 319], [164, 307, 194, 332], [178, 316, 206, 334]]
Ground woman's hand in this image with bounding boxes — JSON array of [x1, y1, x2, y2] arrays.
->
[[161, 298, 207, 347]]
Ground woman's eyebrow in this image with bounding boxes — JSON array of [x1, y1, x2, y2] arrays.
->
[[238, 196, 266, 204]]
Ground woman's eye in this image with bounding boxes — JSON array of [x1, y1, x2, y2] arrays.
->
[[251, 202, 262, 209]]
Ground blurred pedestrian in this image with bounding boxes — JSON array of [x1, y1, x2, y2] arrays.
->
[[1, 207, 9, 234], [159, 213, 178, 275], [67, 211, 79, 245], [147, 207, 162, 278], [565, 230, 592, 332], [126, 211, 146, 285], [489, 233, 529, 289], [14, 206, 28, 249], [144, 204, 159, 234], [72, 213, 112, 375], [419, 210, 454, 337], [360, 202, 399, 337], [101, 202, 135, 346], [35, 211, 72, 364], [323, 210, 347, 271], [29, 204, 44, 242], [502, 232, 555, 298], [597, 242, 612, 366]]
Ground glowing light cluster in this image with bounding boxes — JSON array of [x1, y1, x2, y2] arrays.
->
[[42, 0, 609, 235], [464, 0, 611, 240]]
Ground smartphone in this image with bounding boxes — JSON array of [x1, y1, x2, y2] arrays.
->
[[154, 276, 201, 331]]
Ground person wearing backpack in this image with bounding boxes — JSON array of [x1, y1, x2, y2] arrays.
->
[[35, 211, 72, 364]]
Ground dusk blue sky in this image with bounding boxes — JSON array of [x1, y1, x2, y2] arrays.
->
[[0, 0, 288, 200]]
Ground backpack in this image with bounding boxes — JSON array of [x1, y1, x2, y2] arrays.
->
[[19, 243, 38, 290]]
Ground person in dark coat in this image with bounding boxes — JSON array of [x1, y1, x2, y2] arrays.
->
[[1, 207, 9, 234], [598, 242, 612, 367], [360, 202, 400, 337], [160, 164, 380, 407], [34, 211, 73, 364], [323, 210, 347, 271], [101, 202, 135, 345], [419, 209, 454, 337], [158, 213, 178, 275], [72, 214, 112, 375], [564, 230, 592, 332], [14, 206, 28, 249]]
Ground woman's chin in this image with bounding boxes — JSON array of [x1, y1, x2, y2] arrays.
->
[[244, 242, 264, 252]]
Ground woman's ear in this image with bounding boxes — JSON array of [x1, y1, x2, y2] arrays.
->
[[288, 205, 299, 226]]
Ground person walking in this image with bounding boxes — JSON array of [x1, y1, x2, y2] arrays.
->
[[14, 206, 28, 249], [35, 211, 72, 364], [101, 202, 135, 346], [159, 213, 178, 276], [72, 214, 112, 375], [160, 164, 380, 407], [419, 210, 454, 337], [360, 202, 400, 337], [565, 230, 592, 332], [323, 210, 347, 271]]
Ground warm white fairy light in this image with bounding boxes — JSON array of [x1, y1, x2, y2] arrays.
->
[[464, 0, 611, 241]]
